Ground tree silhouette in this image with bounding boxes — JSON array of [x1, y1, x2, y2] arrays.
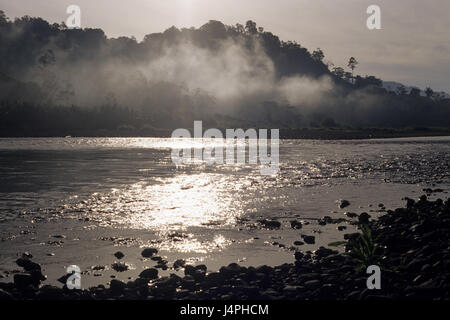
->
[[234, 23, 245, 34], [0, 10, 7, 24], [355, 75, 382, 88], [332, 67, 345, 79], [409, 87, 421, 97], [245, 20, 257, 35], [347, 57, 358, 84], [396, 85, 408, 95], [344, 72, 353, 83], [312, 48, 324, 62], [425, 87, 434, 98], [1, 11, 450, 135]]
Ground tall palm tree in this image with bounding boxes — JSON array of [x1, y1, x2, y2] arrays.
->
[[347, 57, 358, 84]]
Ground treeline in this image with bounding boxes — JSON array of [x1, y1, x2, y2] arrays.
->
[[0, 10, 450, 136], [0, 14, 330, 80], [0, 102, 138, 136]]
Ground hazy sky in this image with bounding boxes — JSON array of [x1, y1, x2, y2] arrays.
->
[[1, 0, 449, 92]]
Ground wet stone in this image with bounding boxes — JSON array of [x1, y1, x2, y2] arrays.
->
[[14, 273, 34, 289], [110, 279, 126, 295], [38, 285, 63, 300], [114, 251, 125, 259], [290, 220, 303, 229], [141, 248, 158, 258], [340, 200, 350, 209], [139, 268, 158, 279], [302, 235, 315, 244], [258, 219, 281, 229], [111, 262, 129, 272]]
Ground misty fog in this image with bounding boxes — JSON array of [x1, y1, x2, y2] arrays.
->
[[1, 13, 450, 132]]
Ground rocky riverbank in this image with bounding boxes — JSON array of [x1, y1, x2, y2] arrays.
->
[[1, 195, 449, 300]]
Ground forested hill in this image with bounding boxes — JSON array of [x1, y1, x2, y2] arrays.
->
[[1, 10, 450, 136], [0, 14, 331, 80]]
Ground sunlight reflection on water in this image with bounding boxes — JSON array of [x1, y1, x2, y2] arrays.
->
[[108, 174, 243, 229], [82, 173, 246, 252], [2, 136, 450, 255]]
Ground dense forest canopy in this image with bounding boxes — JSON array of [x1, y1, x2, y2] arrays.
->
[[0, 10, 449, 136]]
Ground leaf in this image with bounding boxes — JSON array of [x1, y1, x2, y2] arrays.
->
[[328, 241, 347, 247]]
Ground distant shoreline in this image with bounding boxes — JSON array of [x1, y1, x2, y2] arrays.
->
[[1, 128, 450, 140]]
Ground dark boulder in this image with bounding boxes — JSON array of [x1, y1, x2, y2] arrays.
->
[[173, 259, 186, 269], [344, 233, 361, 241], [314, 247, 337, 258], [204, 272, 224, 287], [38, 285, 64, 300], [294, 251, 304, 261], [14, 273, 34, 289], [345, 212, 358, 218], [358, 212, 371, 224], [139, 268, 158, 279], [196, 265, 207, 273], [220, 263, 243, 278], [114, 251, 125, 259], [111, 262, 129, 272], [16, 258, 41, 272], [141, 248, 158, 258], [304, 279, 321, 289], [184, 265, 196, 277], [0, 289, 13, 300], [110, 279, 126, 295], [340, 200, 350, 209], [302, 235, 315, 244], [290, 220, 303, 229], [258, 219, 281, 229]]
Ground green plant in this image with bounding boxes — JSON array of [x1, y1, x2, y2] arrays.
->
[[328, 241, 347, 247], [351, 224, 378, 270]]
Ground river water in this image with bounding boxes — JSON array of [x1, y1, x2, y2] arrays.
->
[[0, 137, 449, 286]]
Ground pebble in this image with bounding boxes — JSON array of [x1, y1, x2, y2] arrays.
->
[[302, 235, 315, 244], [258, 219, 281, 229], [345, 212, 358, 218], [173, 259, 186, 269], [111, 262, 129, 272], [0, 288, 13, 300], [304, 279, 321, 289], [14, 273, 34, 288], [16, 258, 41, 271], [22, 252, 33, 259], [340, 200, 350, 209], [290, 220, 303, 229], [141, 248, 158, 258], [1, 194, 449, 301], [38, 285, 63, 299], [114, 251, 125, 259], [110, 279, 126, 295], [139, 268, 158, 279], [358, 212, 371, 224]]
